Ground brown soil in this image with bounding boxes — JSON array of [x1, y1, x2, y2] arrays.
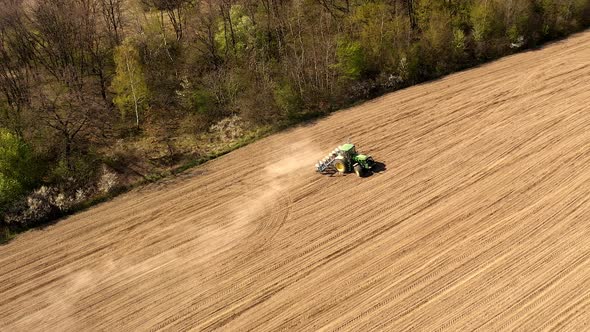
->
[[2, 31, 590, 331]]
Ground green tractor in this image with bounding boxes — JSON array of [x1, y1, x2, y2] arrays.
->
[[315, 143, 375, 177]]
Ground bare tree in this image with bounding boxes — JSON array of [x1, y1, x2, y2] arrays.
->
[[191, 0, 222, 66], [315, 0, 350, 19], [100, 0, 124, 45], [142, 0, 190, 41], [406, 0, 417, 31], [0, 1, 32, 136], [37, 83, 101, 169], [284, 4, 338, 107], [5, 0, 113, 164], [217, 0, 237, 54]]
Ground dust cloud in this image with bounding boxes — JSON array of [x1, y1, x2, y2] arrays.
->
[[10, 253, 180, 331], [236, 139, 322, 223], [189, 140, 323, 262]]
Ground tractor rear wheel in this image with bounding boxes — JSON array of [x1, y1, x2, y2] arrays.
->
[[353, 164, 363, 177], [334, 159, 346, 174]]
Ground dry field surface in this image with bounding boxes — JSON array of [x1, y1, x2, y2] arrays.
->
[[2, 31, 590, 331]]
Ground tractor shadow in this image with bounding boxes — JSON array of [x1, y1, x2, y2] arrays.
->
[[363, 161, 387, 177]]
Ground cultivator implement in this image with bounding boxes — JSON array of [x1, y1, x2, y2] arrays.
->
[[315, 148, 341, 173]]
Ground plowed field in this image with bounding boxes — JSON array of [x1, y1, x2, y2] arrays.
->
[[2, 31, 590, 331]]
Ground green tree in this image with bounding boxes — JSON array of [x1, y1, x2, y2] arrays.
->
[[347, 2, 398, 73], [112, 40, 149, 129], [335, 38, 365, 80], [215, 5, 255, 55], [274, 82, 302, 119], [470, 0, 504, 42], [0, 129, 39, 210]]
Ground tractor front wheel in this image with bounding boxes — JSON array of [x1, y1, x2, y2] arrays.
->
[[353, 164, 363, 177]]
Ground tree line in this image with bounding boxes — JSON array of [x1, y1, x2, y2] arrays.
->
[[1, 0, 589, 237]]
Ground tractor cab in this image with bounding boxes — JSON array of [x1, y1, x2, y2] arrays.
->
[[339, 143, 356, 156]]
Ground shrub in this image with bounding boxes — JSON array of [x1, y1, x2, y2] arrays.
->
[[190, 89, 216, 115], [50, 156, 100, 190], [4, 186, 58, 225], [274, 83, 303, 120], [209, 115, 245, 142], [97, 166, 119, 194], [4, 184, 95, 227]]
